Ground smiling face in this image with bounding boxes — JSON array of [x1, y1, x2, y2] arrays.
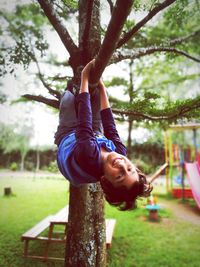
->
[[101, 151, 139, 189]]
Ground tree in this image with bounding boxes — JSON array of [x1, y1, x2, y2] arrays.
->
[[0, 123, 31, 171], [1, 1, 200, 266], [106, 56, 200, 157]]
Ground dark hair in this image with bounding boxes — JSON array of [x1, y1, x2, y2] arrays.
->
[[100, 168, 153, 211]]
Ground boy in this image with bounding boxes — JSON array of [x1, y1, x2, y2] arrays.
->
[[55, 60, 152, 210]]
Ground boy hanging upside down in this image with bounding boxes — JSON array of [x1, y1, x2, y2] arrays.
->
[[54, 59, 152, 210]]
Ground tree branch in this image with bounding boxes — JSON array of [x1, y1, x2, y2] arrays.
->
[[22, 94, 59, 109], [37, 0, 79, 56], [47, 74, 72, 81], [137, 73, 200, 92], [89, 0, 134, 86], [80, 0, 94, 62], [83, 0, 94, 50], [107, 0, 114, 14], [111, 47, 200, 64], [112, 100, 200, 121], [33, 56, 62, 100], [117, 0, 176, 49], [167, 29, 200, 46]]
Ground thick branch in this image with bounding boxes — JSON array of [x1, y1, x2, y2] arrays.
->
[[82, 0, 94, 55], [111, 47, 200, 64], [23, 94, 59, 109], [89, 0, 134, 86], [117, 0, 176, 49], [37, 0, 78, 56]]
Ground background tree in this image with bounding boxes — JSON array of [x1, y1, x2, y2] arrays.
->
[[0, 123, 32, 171], [1, 0, 200, 266]]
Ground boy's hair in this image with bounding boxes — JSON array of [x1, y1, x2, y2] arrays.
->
[[100, 168, 152, 211]]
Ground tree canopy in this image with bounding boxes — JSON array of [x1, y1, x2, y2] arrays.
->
[[0, 0, 199, 127]]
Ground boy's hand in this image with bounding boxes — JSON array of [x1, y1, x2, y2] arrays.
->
[[80, 59, 95, 94]]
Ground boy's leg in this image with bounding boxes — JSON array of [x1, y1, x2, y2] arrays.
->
[[59, 91, 78, 133], [54, 90, 77, 145], [90, 89, 103, 134]]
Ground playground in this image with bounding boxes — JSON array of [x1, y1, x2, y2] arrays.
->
[[1, 1, 200, 266], [164, 124, 200, 206], [1, 123, 200, 267], [0, 168, 200, 267]]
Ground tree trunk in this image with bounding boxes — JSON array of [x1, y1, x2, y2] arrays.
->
[[66, 184, 106, 267], [127, 60, 134, 159], [20, 152, 26, 171], [36, 148, 40, 172], [65, 1, 106, 266], [127, 119, 133, 159], [4, 187, 12, 196]]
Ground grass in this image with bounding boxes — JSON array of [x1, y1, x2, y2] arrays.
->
[[106, 205, 200, 267], [0, 172, 200, 267]]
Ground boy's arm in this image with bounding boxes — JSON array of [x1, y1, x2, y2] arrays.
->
[[75, 60, 95, 141], [99, 81, 127, 155], [98, 79, 110, 110], [74, 60, 101, 176]]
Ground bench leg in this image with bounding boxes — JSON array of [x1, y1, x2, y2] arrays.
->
[[43, 223, 54, 260], [24, 240, 29, 257]]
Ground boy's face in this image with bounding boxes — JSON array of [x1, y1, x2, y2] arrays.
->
[[101, 151, 139, 189]]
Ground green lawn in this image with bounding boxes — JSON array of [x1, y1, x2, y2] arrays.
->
[[0, 172, 200, 267]]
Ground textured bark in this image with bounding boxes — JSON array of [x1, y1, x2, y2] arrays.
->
[[65, 1, 106, 267], [66, 184, 106, 267]]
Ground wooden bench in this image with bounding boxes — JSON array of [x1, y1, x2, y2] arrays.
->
[[21, 206, 116, 261]]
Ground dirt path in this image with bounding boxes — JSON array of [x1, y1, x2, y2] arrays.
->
[[161, 199, 200, 226]]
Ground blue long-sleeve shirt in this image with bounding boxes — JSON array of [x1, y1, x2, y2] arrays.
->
[[57, 92, 127, 186]]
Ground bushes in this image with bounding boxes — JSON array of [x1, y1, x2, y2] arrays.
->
[[133, 158, 153, 174], [42, 160, 59, 173], [131, 142, 165, 173], [9, 162, 18, 171], [0, 148, 57, 170]]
